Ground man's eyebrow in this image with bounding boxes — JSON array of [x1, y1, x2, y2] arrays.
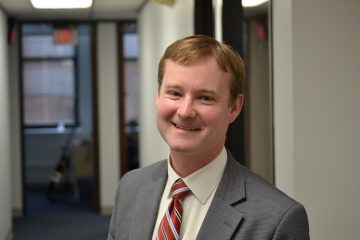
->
[[197, 89, 218, 96], [163, 84, 181, 89], [163, 84, 218, 96]]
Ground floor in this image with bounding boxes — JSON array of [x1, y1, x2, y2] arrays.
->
[[12, 190, 111, 240]]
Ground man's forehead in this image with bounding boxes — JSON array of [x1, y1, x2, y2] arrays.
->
[[165, 55, 217, 67]]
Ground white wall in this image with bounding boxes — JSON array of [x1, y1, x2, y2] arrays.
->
[[273, 0, 295, 197], [273, 0, 360, 239], [0, 8, 13, 240], [8, 22, 23, 216], [96, 23, 121, 214], [138, 0, 194, 167], [248, 20, 272, 183]]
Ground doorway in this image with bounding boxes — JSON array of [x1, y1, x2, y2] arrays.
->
[[19, 22, 99, 213]]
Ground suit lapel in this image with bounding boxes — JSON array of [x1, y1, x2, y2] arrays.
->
[[131, 161, 168, 240], [196, 153, 246, 240]]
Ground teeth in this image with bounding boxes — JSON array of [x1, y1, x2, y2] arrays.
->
[[175, 123, 199, 131]]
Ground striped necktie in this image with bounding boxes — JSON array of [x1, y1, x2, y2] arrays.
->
[[157, 178, 191, 240]]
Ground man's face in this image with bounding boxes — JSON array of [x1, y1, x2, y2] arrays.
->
[[156, 57, 243, 160]]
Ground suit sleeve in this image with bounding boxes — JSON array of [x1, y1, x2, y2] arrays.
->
[[107, 183, 121, 240], [272, 203, 310, 240]]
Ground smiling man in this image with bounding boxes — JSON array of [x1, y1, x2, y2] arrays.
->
[[107, 35, 309, 240]]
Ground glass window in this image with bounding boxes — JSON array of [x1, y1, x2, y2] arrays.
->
[[21, 24, 77, 127]]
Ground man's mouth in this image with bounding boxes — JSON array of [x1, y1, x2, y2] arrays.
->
[[172, 122, 201, 131]]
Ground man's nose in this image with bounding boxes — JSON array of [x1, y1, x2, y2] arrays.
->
[[178, 98, 196, 118]]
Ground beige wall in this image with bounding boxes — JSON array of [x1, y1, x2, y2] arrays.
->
[[96, 23, 121, 213], [248, 20, 273, 183], [0, 7, 12, 240], [8, 20, 23, 216], [138, 0, 194, 167], [273, 0, 360, 239], [273, 0, 296, 197]]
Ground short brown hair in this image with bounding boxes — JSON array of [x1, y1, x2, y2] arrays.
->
[[158, 35, 244, 104]]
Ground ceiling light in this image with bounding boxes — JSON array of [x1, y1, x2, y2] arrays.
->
[[242, 0, 268, 8], [30, 0, 92, 9]]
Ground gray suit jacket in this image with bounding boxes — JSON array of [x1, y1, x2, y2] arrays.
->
[[107, 152, 309, 240]]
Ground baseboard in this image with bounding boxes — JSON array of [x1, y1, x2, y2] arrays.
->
[[5, 228, 13, 240], [100, 206, 113, 215], [12, 207, 23, 217]]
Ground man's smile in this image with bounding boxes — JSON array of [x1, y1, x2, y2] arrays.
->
[[172, 122, 202, 131]]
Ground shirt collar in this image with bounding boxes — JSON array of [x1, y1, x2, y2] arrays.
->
[[167, 147, 227, 204]]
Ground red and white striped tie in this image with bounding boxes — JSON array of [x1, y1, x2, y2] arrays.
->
[[157, 179, 191, 240]]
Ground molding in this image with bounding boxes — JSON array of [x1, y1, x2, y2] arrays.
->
[[5, 228, 13, 240], [137, 0, 150, 13], [12, 208, 24, 217], [101, 206, 113, 215]]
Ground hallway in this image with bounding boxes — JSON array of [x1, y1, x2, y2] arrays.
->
[[13, 191, 110, 240]]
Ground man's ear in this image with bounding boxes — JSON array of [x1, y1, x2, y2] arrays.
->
[[229, 94, 244, 123]]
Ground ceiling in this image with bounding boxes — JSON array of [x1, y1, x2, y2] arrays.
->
[[0, 0, 147, 20], [0, 0, 268, 21]]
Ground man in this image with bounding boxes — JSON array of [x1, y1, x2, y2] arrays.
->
[[107, 35, 309, 240]]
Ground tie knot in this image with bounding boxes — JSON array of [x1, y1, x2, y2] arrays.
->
[[171, 179, 191, 200]]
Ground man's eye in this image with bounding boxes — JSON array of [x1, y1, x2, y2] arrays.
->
[[199, 96, 215, 103], [167, 91, 181, 98]]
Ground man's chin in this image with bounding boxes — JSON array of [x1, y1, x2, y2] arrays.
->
[[169, 144, 197, 154]]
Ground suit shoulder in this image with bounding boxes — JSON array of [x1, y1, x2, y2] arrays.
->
[[118, 159, 167, 187], [223, 155, 302, 214], [241, 164, 298, 206]]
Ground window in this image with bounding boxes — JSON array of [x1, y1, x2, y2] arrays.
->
[[21, 24, 77, 127]]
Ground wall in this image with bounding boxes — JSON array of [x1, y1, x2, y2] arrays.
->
[[138, 0, 194, 167], [8, 21, 22, 215], [247, 19, 272, 183], [0, 7, 13, 240], [273, 0, 295, 197], [96, 22, 120, 213], [273, 0, 360, 239]]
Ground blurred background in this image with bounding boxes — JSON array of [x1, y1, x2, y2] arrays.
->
[[0, 0, 359, 239]]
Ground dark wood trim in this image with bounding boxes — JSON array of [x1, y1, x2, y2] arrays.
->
[[117, 22, 129, 177], [194, 0, 214, 37], [22, 57, 75, 61], [18, 22, 27, 216]]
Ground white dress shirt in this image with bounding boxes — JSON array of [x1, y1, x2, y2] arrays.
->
[[152, 147, 227, 240]]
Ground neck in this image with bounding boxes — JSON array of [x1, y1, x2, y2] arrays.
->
[[169, 146, 223, 177]]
